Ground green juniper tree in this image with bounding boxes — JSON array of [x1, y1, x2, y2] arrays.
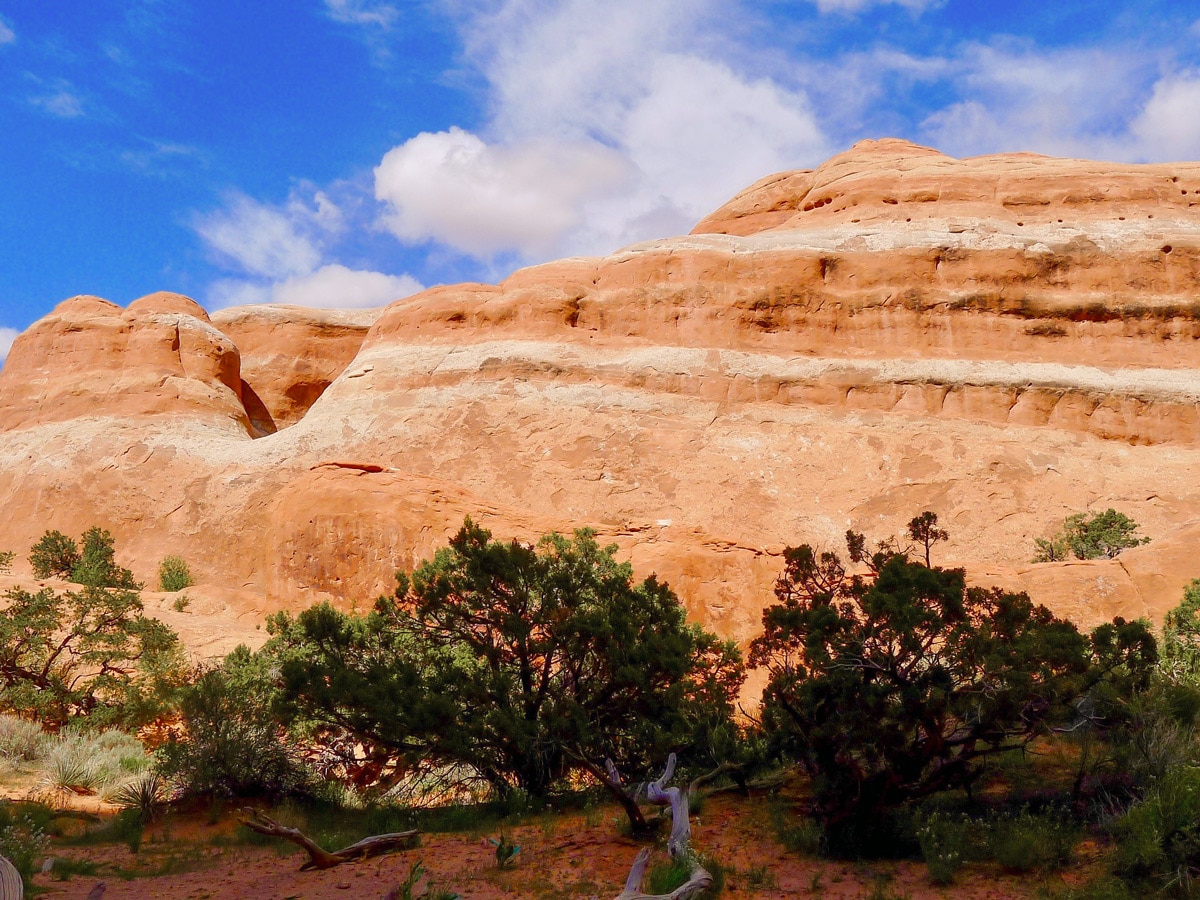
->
[[266, 519, 744, 800]]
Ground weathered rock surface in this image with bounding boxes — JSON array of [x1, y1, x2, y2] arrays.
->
[[3, 139, 1200, 659], [211, 305, 378, 433]]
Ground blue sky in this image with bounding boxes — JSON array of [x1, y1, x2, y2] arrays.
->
[[3, 0, 1200, 357]]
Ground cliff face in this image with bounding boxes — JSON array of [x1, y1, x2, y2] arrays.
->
[[4, 139, 1200, 651]]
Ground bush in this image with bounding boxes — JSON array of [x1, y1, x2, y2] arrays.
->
[[0, 715, 49, 764], [0, 806, 48, 885], [1115, 765, 1200, 893], [155, 648, 315, 801], [158, 556, 193, 592], [29, 530, 79, 579], [750, 512, 1156, 853], [987, 810, 1077, 873], [0, 581, 179, 725], [0, 551, 13, 575], [915, 810, 968, 884], [1164, 580, 1200, 682], [72, 527, 140, 589], [1034, 509, 1149, 562]]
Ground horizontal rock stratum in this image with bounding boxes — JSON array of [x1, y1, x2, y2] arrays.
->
[[4, 138, 1200, 656]]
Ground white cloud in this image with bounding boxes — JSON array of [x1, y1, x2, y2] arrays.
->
[[917, 43, 1151, 160], [209, 267, 422, 311], [1130, 71, 1200, 162], [30, 89, 84, 118], [0, 18, 14, 44], [194, 193, 325, 280], [375, 127, 632, 257], [273, 264, 422, 308], [207, 279, 273, 310], [373, 0, 829, 262], [324, 0, 398, 27], [0, 328, 17, 363], [196, 190, 422, 310]]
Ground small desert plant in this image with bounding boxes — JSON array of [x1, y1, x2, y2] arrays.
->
[[41, 746, 102, 797], [743, 862, 777, 889], [0, 551, 14, 574], [0, 810, 49, 885], [112, 771, 166, 824], [489, 833, 520, 869], [915, 809, 968, 884], [172, 594, 191, 612], [0, 715, 49, 763], [389, 860, 461, 900], [158, 556, 194, 593], [45, 856, 100, 881], [770, 801, 824, 855], [644, 851, 723, 899], [987, 809, 1077, 873]]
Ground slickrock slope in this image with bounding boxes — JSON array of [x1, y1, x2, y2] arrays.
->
[[4, 139, 1200, 656]]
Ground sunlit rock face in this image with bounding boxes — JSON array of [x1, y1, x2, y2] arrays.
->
[[4, 139, 1200, 656]]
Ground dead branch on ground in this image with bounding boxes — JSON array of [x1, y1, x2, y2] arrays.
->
[[237, 808, 418, 871]]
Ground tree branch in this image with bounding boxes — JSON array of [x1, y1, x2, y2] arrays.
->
[[237, 808, 418, 871]]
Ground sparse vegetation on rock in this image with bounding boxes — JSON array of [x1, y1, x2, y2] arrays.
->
[[157, 556, 193, 593], [28, 531, 80, 580], [1034, 509, 1150, 562]]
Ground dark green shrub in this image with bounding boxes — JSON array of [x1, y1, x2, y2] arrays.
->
[[0, 551, 13, 575], [72, 527, 140, 589], [29, 530, 79, 579], [158, 556, 193, 593], [155, 648, 315, 800], [0, 581, 179, 725], [1115, 766, 1200, 893], [750, 512, 1156, 855], [988, 810, 1077, 873], [267, 519, 744, 802]]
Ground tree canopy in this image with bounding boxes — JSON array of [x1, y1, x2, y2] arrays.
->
[[266, 519, 743, 799], [0, 581, 178, 726], [750, 513, 1156, 852]]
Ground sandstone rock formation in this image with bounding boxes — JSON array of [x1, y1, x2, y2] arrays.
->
[[3, 138, 1200, 659]]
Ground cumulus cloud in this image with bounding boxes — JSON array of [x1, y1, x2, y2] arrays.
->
[[0, 328, 17, 363], [273, 265, 422, 308], [375, 127, 632, 257], [373, 0, 829, 262], [209, 267, 421, 310], [1130, 71, 1200, 162], [196, 190, 422, 310]]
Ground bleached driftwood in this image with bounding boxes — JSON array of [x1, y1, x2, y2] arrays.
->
[[238, 808, 418, 871], [612, 753, 713, 900], [0, 855, 19, 900], [577, 755, 652, 836]]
